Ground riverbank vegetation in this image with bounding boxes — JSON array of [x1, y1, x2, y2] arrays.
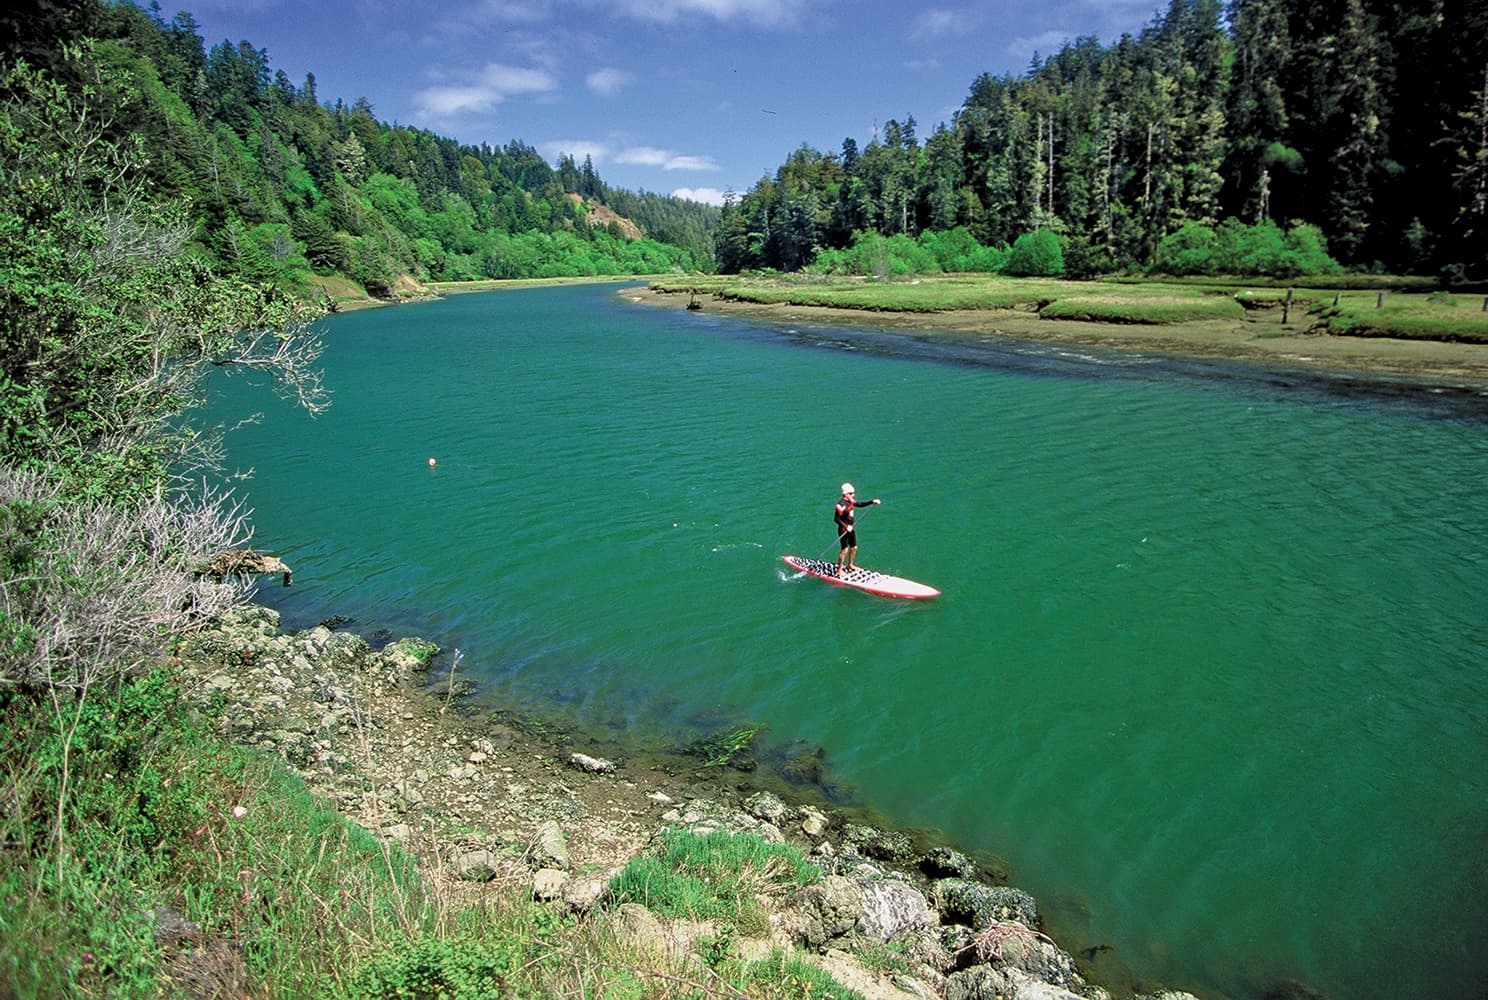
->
[[1, 0, 1482, 993], [651, 273, 1488, 344], [719, 0, 1487, 285], [0, 28, 883, 1000], [6, 0, 1485, 317], [3, 2, 716, 309]]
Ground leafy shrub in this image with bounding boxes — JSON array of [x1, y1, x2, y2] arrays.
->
[[1060, 234, 1114, 278], [1280, 223, 1344, 276], [812, 231, 939, 277], [1004, 230, 1065, 277], [334, 936, 527, 1000], [1215, 219, 1343, 277], [1155, 222, 1219, 275], [917, 227, 1007, 273]]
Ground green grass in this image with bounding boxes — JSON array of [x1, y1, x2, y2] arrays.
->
[[656, 273, 1249, 320], [608, 827, 821, 936], [654, 273, 1487, 343], [1, 668, 864, 999], [0, 669, 436, 999], [1323, 290, 1488, 343], [1038, 292, 1243, 324]]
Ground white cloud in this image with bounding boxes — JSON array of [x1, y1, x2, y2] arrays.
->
[[671, 186, 728, 206], [615, 146, 720, 171], [586, 67, 634, 96], [664, 154, 720, 171], [429, 0, 551, 36], [613, 146, 670, 166], [911, 8, 978, 41], [414, 62, 557, 116], [479, 63, 557, 94], [604, 0, 799, 27], [539, 139, 612, 164], [1006, 29, 1078, 63], [468, 0, 550, 23]]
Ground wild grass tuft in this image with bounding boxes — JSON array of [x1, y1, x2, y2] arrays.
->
[[609, 827, 820, 936]]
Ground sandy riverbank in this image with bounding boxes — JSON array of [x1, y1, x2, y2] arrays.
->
[[624, 285, 1488, 394]]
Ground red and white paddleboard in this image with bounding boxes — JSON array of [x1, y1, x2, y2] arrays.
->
[[781, 555, 941, 599]]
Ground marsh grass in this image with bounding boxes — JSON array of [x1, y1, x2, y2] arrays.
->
[[1324, 292, 1488, 343], [656, 273, 1251, 320], [1038, 293, 1243, 324], [652, 274, 1485, 342]]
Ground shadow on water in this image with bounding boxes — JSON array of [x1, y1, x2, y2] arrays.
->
[[732, 316, 1488, 423]]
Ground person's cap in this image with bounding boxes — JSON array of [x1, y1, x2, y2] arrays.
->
[[841, 483, 855, 494]]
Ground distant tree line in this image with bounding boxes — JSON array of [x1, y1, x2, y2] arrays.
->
[[718, 0, 1488, 282], [1, 0, 718, 298]]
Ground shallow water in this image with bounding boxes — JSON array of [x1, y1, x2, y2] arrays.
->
[[205, 284, 1488, 999]]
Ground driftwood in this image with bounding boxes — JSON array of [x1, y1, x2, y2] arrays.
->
[[202, 548, 292, 587]]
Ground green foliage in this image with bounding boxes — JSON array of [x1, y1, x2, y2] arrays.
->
[[0, 669, 435, 998], [1155, 219, 1343, 278], [1154, 222, 1219, 276], [1325, 293, 1488, 344], [812, 231, 938, 277], [0, 51, 325, 503], [1004, 230, 1065, 277], [609, 827, 820, 935], [0, 495, 43, 662], [333, 934, 527, 1000], [918, 226, 1008, 273], [727, 948, 866, 999]]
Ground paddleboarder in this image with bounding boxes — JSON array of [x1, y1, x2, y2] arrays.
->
[[834, 482, 880, 575]]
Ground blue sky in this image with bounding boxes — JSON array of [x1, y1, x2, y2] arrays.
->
[[159, 0, 1165, 205]]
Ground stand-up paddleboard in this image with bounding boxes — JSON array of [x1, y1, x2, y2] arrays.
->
[[781, 555, 940, 599]]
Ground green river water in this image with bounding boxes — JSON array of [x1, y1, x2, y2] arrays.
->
[[205, 283, 1488, 1000]]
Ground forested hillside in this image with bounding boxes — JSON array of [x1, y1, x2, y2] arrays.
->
[[7, 0, 1481, 295], [718, 0, 1487, 282], [1, 0, 718, 300]]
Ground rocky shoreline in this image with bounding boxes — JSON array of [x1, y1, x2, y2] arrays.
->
[[175, 604, 1221, 1000]]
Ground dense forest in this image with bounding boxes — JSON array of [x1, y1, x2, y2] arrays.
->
[[720, 0, 1488, 282], [4, 0, 1484, 296], [1, 0, 719, 299]]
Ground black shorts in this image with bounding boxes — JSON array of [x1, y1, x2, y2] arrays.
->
[[839, 529, 857, 549]]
